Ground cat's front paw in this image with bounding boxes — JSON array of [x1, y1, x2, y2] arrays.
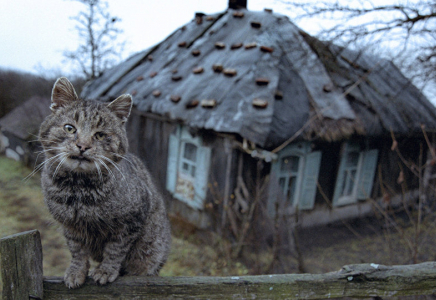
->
[[90, 265, 120, 285], [64, 265, 88, 288]]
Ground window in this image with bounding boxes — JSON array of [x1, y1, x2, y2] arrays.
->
[[278, 155, 301, 206], [166, 126, 211, 210], [339, 151, 360, 199], [180, 142, 197, 177], [269, 142, 322, 211], [332, 142, 379, 206]]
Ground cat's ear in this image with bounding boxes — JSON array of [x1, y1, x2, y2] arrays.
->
[[50, 77, 79, 112], [107, 94, 132, 123]]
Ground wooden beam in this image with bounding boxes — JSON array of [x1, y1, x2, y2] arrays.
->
[[3, 231, 436, 299], [0, 230, 43, 300], [43, 262, 436, 299]]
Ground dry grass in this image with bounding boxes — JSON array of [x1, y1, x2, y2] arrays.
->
[[2, 154, 436, 295], [0, 155, 69, 277], [304, 222, 436, 274]]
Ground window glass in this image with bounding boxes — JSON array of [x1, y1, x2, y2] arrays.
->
[[180, 142, 198, 178], [340, 151, 359, 198], [287, 176, 297, 203], [341, 169, 357, 197], [183, 143, 197, 162], [345, 151, 359, 167], [279, 155, 300, 205], [279, 177, 286, 190]]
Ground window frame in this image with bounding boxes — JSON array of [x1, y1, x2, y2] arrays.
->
[[276, 152, 305, 207], [332, 142, 379, 207], [166, 126, 211, 210], [335, 143, 363, 205], [269, 142, 322, 211], [179, 141, 198, 178]]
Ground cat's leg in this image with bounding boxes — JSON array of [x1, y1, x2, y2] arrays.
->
[[64, 238, 90, 288], [90, 235, 136, 285], [122, 231, 171, 276]]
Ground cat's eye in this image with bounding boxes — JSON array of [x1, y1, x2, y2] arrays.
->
[[95, 132, 106, 141], [64, 124, 76, 134]]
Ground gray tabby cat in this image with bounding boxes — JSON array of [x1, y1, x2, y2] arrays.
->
[[39, 77, 171, 288]]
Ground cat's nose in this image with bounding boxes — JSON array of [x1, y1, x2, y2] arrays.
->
[[76, 143, 91, 153]]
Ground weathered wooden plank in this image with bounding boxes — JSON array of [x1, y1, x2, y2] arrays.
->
[[43, 262, 436, 299], [0, 230, 43, 300], [3, 230, 436, 299]]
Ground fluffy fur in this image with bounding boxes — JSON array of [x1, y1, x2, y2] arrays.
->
[[39, 77, 171, 288]]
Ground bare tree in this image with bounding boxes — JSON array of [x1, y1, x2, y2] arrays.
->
[[280, 0, 436, 95], [64, 0, 125, 80]]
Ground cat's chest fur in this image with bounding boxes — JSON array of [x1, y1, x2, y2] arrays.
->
[[42, 170, 145, 237]]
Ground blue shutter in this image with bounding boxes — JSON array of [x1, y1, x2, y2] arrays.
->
[[166, 133, 180, 193], [357, 149, 379, 200], [298, 151, 322, 210], [193, 145, 211, 209]]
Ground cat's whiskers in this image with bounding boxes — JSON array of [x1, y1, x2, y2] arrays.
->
[[34, 137, 64, 144], [27, 133, 39, 139], [97, 155, 127, 181], [28, 137, 44, 143], [29, 147, 63, 164], [111, 153, 133, 165], [47, 152, 69, 170], [30, 143, 66, 166], [31, 152, 45, 173], [30, 149, 62, 174], [95, 157, 116, 180], [52, 154, 69, 180], [24, 152, 67, 181], [34, 147, 65, 156], [94, 161, 103, 182]]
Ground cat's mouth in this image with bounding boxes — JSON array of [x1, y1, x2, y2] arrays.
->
[[69, 155, 91, 162]]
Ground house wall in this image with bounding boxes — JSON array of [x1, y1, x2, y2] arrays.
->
[[375, 136, 422, 197], [0, 130, 42, 167], [126, 108, 426, 232], [314, 136, 422, 206], [126, 109, 240, 230], [287, 136, 424, 227], [0, 131, 25, 161]]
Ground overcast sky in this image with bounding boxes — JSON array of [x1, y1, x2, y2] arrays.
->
[[0, 0, 312, 77]]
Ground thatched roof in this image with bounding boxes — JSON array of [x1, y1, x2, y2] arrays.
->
[[0, 96, 51, 140], [81, 8, 436, 149]]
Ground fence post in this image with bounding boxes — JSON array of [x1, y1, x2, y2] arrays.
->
[[0, 230, 43, 300]]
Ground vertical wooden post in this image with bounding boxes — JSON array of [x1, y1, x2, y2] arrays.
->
[[0, 230, 43, 300]]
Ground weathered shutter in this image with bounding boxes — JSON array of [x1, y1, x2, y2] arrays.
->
[[298, 151, 322, 210], [357, 149, 379, 200], [166, 134, 180, 193], [193, 145, 211, 209]]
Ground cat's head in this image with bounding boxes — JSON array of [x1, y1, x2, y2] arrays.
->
[[39, 77, 132, 175]]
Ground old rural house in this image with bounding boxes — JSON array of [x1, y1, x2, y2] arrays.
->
[[0, 96, 50, 166], [81, 2, 436, 232]]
